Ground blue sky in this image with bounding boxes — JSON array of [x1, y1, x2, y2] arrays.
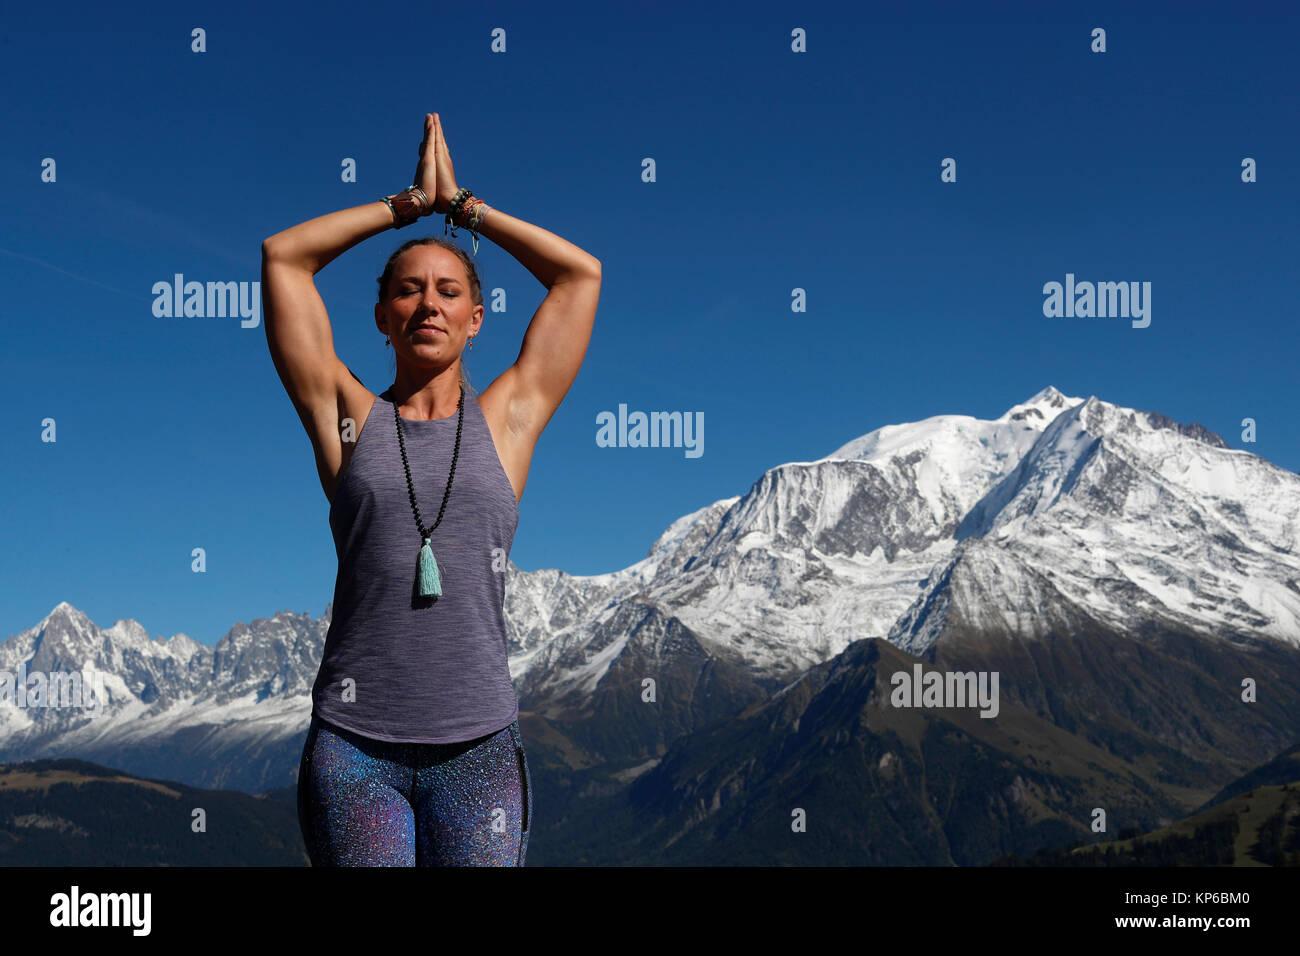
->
[[2, 0, 1296, 645]]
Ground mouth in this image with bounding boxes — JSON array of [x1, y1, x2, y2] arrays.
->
[[412, 327, 445, 337]]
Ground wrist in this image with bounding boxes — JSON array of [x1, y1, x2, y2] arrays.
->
[[382, 186, 434, 229], [447, 188, 488, 228], [437, 186, 458, 217], [443, 188, 491, 255], [413, 185, 436, 217]]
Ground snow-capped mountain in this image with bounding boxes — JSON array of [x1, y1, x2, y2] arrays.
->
[[508, 383, 1298, 701], [0, 603, 326, 790], [889, 391, 1300, 653], [505, 386, 1092, 700], [3, 385, 1297, 794]]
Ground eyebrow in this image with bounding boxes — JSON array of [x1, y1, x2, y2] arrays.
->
[[397, 275, 462, 285]]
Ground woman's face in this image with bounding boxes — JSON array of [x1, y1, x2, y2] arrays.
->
[[377, 245, 481, 364]]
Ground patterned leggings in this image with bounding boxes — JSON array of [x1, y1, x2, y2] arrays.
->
[[296, 713, 532, 866]]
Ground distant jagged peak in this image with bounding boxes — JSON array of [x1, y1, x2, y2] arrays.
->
[[36, 601, 96, 635], [1036, 390, 1231, 452], [997, 386, 1085, 426], [998, 387, 1227, 451], [46, 600, 86, 620]]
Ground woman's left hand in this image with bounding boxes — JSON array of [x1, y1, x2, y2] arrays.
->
[[413, 112, 459, 216]]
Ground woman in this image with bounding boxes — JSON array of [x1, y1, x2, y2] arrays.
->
[[262, 112, 601, 866]]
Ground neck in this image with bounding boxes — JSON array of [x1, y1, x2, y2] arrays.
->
[[389, 364, 464, 420]]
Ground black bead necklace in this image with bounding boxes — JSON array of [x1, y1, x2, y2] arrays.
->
[[390, 383, 465, 597]]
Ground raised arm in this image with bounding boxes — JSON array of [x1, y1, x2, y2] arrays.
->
[[471, 204, 601, 437], [260, 202, 396, 414], [422, 113, 601, 439]]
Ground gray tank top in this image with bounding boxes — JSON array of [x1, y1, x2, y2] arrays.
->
[[311, 384, 520, 743]]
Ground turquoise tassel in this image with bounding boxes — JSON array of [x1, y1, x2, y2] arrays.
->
[[417, 536, 442, 596]]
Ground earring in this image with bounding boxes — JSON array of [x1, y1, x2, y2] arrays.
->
[[468, 335, 474, 351], [385, 336, 390, 347]]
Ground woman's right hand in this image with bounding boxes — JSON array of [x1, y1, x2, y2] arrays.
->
[[413, 113, 439, 215]]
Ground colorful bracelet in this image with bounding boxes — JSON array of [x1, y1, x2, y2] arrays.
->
[[445, 188, 491, 254], [381, 185, 433, 229]]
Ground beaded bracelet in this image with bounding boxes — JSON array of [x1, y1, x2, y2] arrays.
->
[[445, 187, 491, 254]]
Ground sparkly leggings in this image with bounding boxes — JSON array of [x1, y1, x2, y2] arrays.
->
[[296, 713, 532, 866]]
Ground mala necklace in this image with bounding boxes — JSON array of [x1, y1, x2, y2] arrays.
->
[[391, 384, 465, 597]]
